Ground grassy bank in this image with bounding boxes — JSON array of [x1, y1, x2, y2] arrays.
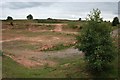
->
[[3, 53, 118, 78], [3, 55, 88, 78]]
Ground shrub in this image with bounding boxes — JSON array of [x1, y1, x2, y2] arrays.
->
[[76, 9, 116, 73]]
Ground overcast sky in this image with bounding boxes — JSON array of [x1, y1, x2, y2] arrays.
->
[[0, 1, 119, 21]]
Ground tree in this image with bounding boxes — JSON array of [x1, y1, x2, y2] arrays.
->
[[27, 14, 33, 20], [79, 18, 81, 21], [86, 9, 103, 22], [47, 18, 52, 20], [76, 9, 116, 73], [112, 17, 119, 26], [6, 16, 13, 20]]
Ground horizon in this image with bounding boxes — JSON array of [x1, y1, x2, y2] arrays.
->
[[0, 18, 113, 22]]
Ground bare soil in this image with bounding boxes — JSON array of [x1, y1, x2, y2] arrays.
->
[[4, 47, 83, 68], [2, 23, 118, 68], [2, 23, 80, 68]]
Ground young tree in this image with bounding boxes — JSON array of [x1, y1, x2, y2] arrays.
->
[[6, 16, 13, 20], [76, 9, 116, 73], [26, 14, 33, 20], [112, 17, 119, 26]]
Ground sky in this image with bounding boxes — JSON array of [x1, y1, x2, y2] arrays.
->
[[0, 1, 119, 21]]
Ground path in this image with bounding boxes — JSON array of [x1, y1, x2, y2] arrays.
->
[[112, 28, 119, 37], [0, 37, 21, 43]]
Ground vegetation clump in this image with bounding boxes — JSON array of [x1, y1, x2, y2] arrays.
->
[[76, 9, 116, 73]]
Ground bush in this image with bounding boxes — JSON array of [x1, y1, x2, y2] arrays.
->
[[76, 9, 116, 73]]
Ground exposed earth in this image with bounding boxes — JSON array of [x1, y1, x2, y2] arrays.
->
[[1, 21, 118, 68], [2, 22, 82, 68]]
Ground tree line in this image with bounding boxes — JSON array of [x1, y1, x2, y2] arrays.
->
[[6, 14, 119, 26], [6, 14, 33, 20]]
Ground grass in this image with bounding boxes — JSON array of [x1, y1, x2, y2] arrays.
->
[[2, 55, 88, 78], [22, 31, 75, 37], [2, 20, 119, 79], [3, 31, 76, 52], [112, 25, 119, 30], [67, 21, 79, 29], [3, 29, 75, 37], [3, 55, 55, 78], [42, 43, 75, 51], [21, 31, 61, 37], [3, 53, 118, 78], [3, 40, 40, 51]]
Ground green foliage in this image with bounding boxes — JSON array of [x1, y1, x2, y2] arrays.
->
[[6, 16, 13, 20], [27, 14, 33, 20], [112, 17, 119, 26], [76, 9, 116, 73], [86, 8, 103, 22]]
